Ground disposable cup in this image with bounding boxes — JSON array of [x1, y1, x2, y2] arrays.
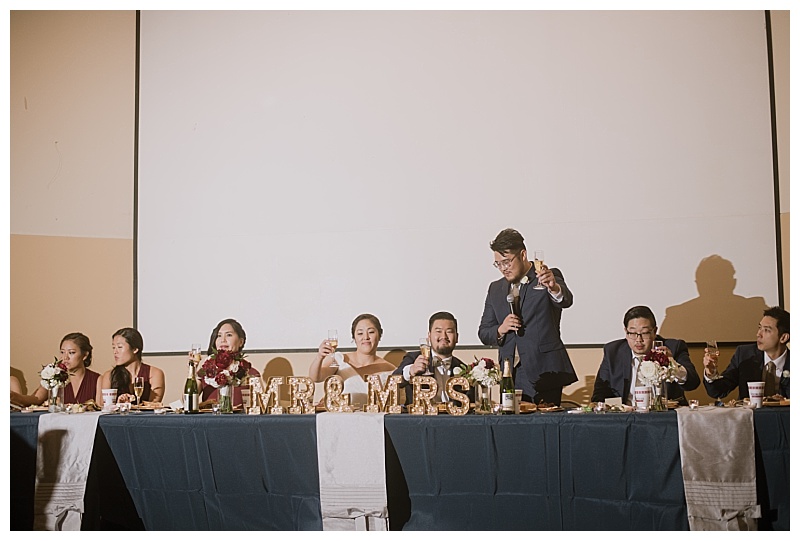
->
[[747, 381, 765, 408], [634, 386, 652, 411], [102, 388, 118, 410]]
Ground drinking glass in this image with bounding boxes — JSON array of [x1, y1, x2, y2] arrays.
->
[[328, 329, 339, 369], [706, 339, 720, 378], [191, 343, 202, 365], [706, 340, 719, 360], [420, 338, 432, 375], [133, 376, 145, 410], [533, 250, 546, 290]]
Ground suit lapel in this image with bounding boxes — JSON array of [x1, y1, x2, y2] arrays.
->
[[621, 343, 633, 398], [519, 265, 536, 306]]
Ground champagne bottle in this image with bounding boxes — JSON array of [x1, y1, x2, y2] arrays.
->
[[501, 358, 515, 414], [184, 359, 200, 414]]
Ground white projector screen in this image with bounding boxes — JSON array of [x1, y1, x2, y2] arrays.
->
[[137, 10, 780, 352]]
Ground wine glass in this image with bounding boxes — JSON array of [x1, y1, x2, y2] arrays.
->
[[327, 329, 339, 369], [191, 343, 202, 365], [705, 339, 720, 378], [133, 376, 145, 410], [533, 250, 546, 290], [652, 340, 664, 354], [419, 337, 432, 375]]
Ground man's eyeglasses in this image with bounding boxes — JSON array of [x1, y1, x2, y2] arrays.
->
[[493, 253, 519, 270], [626, 331, 653, 340]]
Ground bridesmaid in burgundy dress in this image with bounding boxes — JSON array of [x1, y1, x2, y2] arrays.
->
[[97, 328, 166, 405], [10, 332, 100, 407]]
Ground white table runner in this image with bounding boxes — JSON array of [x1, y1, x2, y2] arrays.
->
[[33, 412, 103, 530], [676, 406, 760, 530], [315, 412, 389, 530]]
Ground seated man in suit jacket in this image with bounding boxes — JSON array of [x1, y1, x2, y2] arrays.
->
[[704, 306, 790, 400], [592, 305, 700, 406], [393, 311, 471, 405]]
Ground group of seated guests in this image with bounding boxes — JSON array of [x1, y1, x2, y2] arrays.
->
[[10, 328, 166, 408], [10, 307, 790, 410]]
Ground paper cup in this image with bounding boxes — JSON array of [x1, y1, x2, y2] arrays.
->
[[747, 381, 765, 408], [634, 386, 652, 411], [102, 388, 118, 410]]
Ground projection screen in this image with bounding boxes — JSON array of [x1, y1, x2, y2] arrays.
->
[[137, 11, 779, 352]]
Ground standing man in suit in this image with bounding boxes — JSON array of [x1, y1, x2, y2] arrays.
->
[[704, 306, 790, 400], [478, 228, 576, 405], [591, 305, 700, 406], [394, 311, 470, 405]]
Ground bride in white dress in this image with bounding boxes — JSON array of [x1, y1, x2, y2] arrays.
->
[[309, 313, 396, 408]]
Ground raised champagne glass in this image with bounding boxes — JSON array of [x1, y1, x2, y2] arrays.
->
[[533, 250, 546, 290], [420, 337, 432, 375], [328, 329, 339, 369], [652, 340, 664, 353], [706, 340, 720, 379], [191, 343, 202, 365]]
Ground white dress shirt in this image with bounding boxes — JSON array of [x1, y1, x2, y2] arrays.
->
[[402, 356, 453, 402]]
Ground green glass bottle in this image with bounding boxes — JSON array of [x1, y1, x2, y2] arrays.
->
[[501, 358, 515, 414], [183, 360, 200, 414]]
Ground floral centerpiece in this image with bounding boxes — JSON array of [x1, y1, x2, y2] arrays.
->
[[40, 358, 69, 412], [197, 349, 251, 413], [454, 357, 502, 413], [637, 349, 683, 411]]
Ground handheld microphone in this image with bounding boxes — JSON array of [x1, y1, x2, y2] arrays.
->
[[506, 294, 518, 317], [506, 294, 525, 336]]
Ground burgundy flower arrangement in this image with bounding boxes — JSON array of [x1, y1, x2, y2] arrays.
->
[[197, 349, 251, 388]]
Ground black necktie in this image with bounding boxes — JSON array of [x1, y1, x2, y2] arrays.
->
[[763, 361, 777, 396]]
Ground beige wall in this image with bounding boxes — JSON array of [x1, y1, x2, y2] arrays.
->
[[9, 11, 790, 406]]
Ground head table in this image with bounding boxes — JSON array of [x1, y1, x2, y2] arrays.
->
[[9, 407, 789, 530]]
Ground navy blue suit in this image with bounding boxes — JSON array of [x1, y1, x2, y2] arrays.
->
[[591, 337, 700, 406], [478, 266, 576, 403], [704, 343, 790, 400]]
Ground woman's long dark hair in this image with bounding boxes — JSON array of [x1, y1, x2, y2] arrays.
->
[[110, 365, 132, 395]]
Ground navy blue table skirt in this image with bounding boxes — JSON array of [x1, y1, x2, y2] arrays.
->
[[98, 413, 322, 530], [9, 408, 789, 530]]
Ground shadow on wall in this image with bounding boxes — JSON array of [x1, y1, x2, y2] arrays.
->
[[563, 375, 595, 406], [383, 349, 406, 368], [261, 357, 294, 403], [660, 255, 768, 343], [11, 367, 29, 394]]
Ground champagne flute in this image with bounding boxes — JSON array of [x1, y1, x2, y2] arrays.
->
[[420, 338, 432, 375], [328, 329, 339, 369], [133, 376, 145, 410], [191, 343, 202, 365], [533, 250, 546, 290], [705, 340, 720, 378]]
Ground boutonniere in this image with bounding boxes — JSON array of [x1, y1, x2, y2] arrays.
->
[[781, 370, 789, 379], [520, 276, 530, 285]]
